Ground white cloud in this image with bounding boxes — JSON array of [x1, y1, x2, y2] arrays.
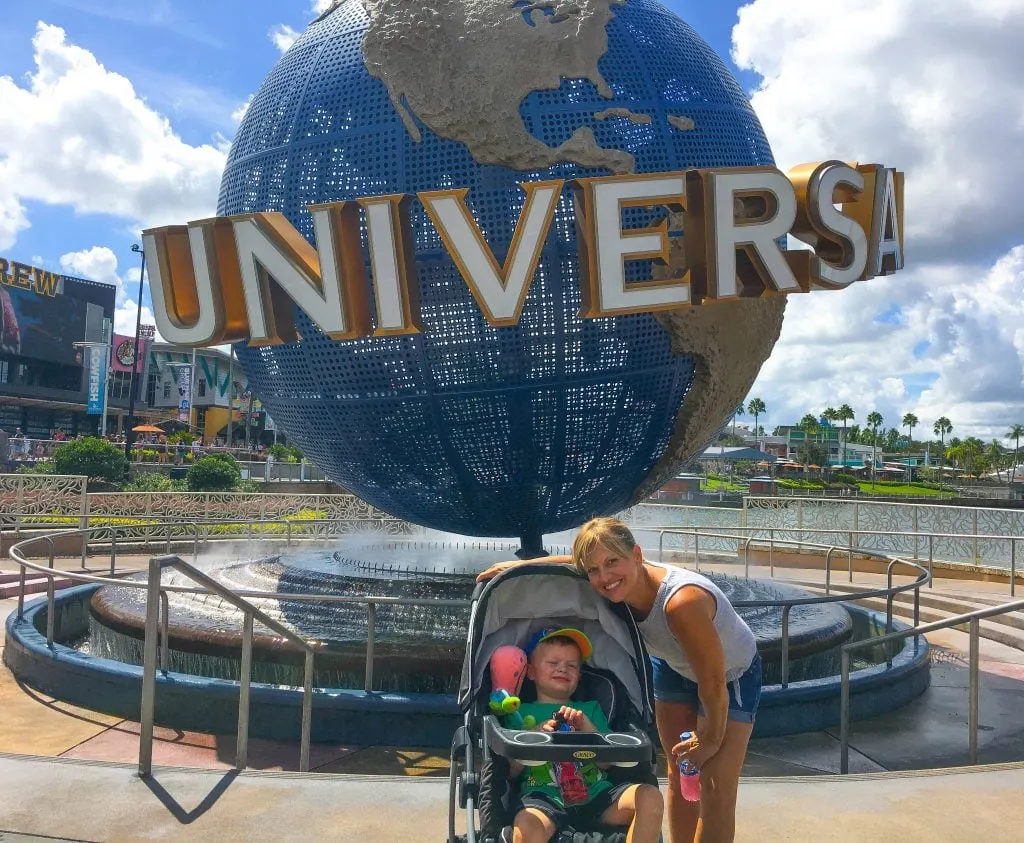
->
[[733, 0, 1024, 442], [60, 246, 122, 291], [734, 0, 1024, 264], [269, 24, 300, 53], [310, 0, 336, 15], [231, 94, 254, 124], [59, 245, 163, 343], [114, 297, 163, 343], [0, 23, 226, 249]]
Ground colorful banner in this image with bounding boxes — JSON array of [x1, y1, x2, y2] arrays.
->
[[86, 346, 106, 415], [111, 333, 146, 373], [175, 363, 192, 424]]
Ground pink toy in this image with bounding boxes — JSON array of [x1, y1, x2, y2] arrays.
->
[[490, 645, 528, 697], [489, 645, 535, 728]]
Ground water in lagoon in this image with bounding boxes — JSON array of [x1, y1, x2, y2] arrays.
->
[[85, 540, 863, 693]]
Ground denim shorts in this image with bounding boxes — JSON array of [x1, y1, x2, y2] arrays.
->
[[650, 653, 762, 723]]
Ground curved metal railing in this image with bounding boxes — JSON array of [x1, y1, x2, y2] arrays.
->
[[9, 518, 929, 685], [8, 518, 932, 775]]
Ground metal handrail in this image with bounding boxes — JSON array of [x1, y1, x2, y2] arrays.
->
[[11, 518, 928, 695], [839, 596, 1024, 773], [137, 554, 315, 778], [650, 524, 1020, 597]]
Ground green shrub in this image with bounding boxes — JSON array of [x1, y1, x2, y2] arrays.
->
[[122, 472, 186, 492], [186, 454, 242, 492], [267, 443, 302, 463], [52, 437, 128, 484], [833, 473, 861, 485], [166, 431, 197, 445], [16, 460, 55, 475]]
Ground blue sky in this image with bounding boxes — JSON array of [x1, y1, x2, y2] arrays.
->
[[0, 0, 1021, 440], [0, 0, 747, 285]]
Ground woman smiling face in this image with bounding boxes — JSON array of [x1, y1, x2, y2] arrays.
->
[[582, 540, 644, 603]]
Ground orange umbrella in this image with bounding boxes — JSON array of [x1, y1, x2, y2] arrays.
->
[[132, 424, 164, 433]]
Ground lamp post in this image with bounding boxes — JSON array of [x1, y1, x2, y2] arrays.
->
[[125, 244, 147, 462], [73, 339, 112, 436]]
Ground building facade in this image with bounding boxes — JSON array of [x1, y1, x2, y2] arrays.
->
[[0, 258, 148, 440], [145, 344, 257, 444]]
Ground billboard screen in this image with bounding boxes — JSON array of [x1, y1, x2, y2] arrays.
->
[[0, 260, 96, 366]]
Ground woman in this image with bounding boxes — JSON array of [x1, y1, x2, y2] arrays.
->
[[479, 517, 760, 843]]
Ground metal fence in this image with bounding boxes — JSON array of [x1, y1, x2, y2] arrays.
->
[[8, 518, 928, 777]]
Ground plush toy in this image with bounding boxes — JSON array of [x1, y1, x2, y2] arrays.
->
[[488, 645, 536, 729]]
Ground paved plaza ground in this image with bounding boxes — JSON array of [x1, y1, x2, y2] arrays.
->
[[2, 554, 1024, 840]]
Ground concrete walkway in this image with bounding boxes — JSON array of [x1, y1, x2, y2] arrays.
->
[[0, 752, 1022, 842]]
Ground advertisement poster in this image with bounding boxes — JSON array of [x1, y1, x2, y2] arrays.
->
[[111, 333, 146, 373], [0, 276, 89, 366], [86, 346, 106, 415], [175, 363, 192, 424]]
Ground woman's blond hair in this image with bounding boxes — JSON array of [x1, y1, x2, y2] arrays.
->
[[572, 517, 638, 575]]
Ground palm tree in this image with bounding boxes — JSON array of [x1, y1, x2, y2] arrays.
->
[[986, 440, 1004, 482], [902, 413, 919, 450], [747, 398, 766, 449], [837, 404, 855, 468], [933, 417, 952, 470], [867, 411, 883, 483], [732, 402, 744, 438], [821, 407, 839, 470], [798, 413, 819, 471], [1009, 424, 1024, 485]]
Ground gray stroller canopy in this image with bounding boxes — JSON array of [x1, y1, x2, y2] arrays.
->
[[467, 568, 647, 715]]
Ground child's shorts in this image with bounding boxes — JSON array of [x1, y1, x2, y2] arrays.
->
[[514, 782, 635, 830], [650, 653, 762, 723]]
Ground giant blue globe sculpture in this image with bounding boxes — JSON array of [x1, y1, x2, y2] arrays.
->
[[219, 0, 785, 551]]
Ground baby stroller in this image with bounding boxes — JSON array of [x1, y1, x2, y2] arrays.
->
[[448, 563, 660, 843]]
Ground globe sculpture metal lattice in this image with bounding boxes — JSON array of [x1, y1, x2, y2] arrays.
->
[[218, 0, 784, 550]]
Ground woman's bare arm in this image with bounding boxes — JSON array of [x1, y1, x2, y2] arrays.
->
[[475, 554, 572, 582], [664, 586, 729, 764]]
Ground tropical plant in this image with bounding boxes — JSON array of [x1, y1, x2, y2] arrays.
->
[[948, 437, 985, 477], [186, 453, 242, 492], [837, 404, 855, 467], [747, 398, 766, 446], [1008, 424, 1024, 484], [902, 413, 919, 449], [797, 414, 820, 469], [891, 427, 907, 451], [52, 437, 128, 486], [933, 417, 952, 468], [986, 440, 1005, 481], [122, 472, 186, 492], [732, 402, 744, 437], [866, 411, 883, 481]]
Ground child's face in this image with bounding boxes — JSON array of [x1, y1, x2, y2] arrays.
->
[[527, 640, 582, 701]]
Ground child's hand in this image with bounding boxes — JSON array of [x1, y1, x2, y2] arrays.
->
[[543, 706, 597, 733]]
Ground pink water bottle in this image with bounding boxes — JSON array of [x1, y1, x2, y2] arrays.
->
[[678, 731, 701, 802]]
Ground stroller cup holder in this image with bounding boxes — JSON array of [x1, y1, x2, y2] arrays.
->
[[484, 716, 652, 768]]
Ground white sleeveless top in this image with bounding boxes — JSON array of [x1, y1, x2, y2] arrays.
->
[[634, 563, 757, 683]]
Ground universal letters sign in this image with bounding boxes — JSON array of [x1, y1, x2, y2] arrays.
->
[[143, 161, 904, 348]]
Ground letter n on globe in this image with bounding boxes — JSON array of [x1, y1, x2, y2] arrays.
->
[[572, 173, 690, 318]]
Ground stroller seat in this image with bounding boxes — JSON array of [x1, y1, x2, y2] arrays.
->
[[448, 564, 660, 843]]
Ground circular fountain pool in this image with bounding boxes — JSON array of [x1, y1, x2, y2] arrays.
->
[[84, 543, 854, 693], [3, 541, 930, 745]]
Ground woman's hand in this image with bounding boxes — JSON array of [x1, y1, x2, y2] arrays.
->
[[475, 560, 520, 582], [672, 731, 722, 771]]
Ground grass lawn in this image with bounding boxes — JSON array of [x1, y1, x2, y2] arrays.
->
[[854, 482, 949, 497]]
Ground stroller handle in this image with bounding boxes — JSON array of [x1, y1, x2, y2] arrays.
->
[[483, 715, 653, 767]]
